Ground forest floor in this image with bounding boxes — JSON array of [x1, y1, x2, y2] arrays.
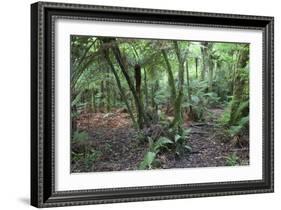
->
[[71, 108, 249, 173]]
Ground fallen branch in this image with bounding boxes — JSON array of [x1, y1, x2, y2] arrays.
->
[[190, 131, 209, 134], [190, 122, 215, 127], [228, 148, 249, 152], [190, 123, 207, 127]]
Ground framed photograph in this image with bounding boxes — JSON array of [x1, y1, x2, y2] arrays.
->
[[31, 1, 274, 208]]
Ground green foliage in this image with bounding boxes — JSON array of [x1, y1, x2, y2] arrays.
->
[[139, 123, 193, 169], [219, 113, 231, 127], [72, 130, 89, 142], [231, 99, 249, 124], [169, 127, 192, 156], [152, 137, 173, 153], [84, 149, 102, 169], [139, 136, 173, 169], [72, 152, 84, 162], [218, 63, 249, 138], [71, 35, 250, 171], [225, 153, 239, 166], [229, 116, 249, 137], [139, 151, 156, 170], [71, 92, 83, 107], [183, 80, 220, 121], [219, 101, 249, 138], [153, 87, 170, 107], [72, 149, 102, 170], [203, 92, 220, 107], [136, 130, 147, 143]]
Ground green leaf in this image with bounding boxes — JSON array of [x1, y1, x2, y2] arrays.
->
[[157, 137, 173, 145], [191, 95, 200, 104], [174, 134, 182, 143], [184, 145, 192, 152], [233, 100, 249, 123], [139, 152, 156, 170], [153, 137, 173, 152], [225, 153, 239, 166], [203, 92, 215, 97], [148, 137, 154, 151], [71, 92, 82, 107]]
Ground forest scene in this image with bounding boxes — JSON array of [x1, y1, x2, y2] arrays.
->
[[70, 35, 250, 173]]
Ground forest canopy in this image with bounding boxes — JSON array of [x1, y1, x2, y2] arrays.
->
[[70, 35, 249, 172]]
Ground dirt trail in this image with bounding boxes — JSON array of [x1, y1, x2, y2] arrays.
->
[[160, 108, 249, 169], [71, 109, 249, 173]]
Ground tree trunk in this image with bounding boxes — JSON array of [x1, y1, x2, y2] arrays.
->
[[144, 68, 149, 109], [186, 59, 191, 102], [71, 40, 97, 90], [162, 49, 177, 104], [106, 80, 111, 112], [71, 104, 78, 132], [151, 80, 159, 111], [100, 81, 105, 111], [112, 87, 117, 108], [171, 41, 185, 128], [103, 49, 137, 126], [131, 44, 149, 110], [71, 53, 101, 92], [208, 60, 213, 92], [135, 64, 141, 99], [200, 42, 209, 81], [213, 60, 217, 81], [229, 45, 249, 125], [111, 43, 147, 128], [195, 57, 198, 79], [91, 89, 96, 112]]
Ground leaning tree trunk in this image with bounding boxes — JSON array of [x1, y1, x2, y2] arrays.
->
[[111, 44, 147, 128], [99, 37, 147, 128], [71, 40, 97, 91], [102, 49, 137, 126]]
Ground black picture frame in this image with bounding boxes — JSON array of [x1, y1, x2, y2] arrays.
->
[[31, 1, 274, 208]]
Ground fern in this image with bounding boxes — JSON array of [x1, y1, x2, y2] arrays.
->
[[218, 108, 231, 126], [229, 116, 249, 137], [173, 128, 192, 155], [153, 137, 173, 152], [219, 97, 249, 138], [84, 149, 102, 169], [225, 153, 239, 166], [232, 100, 249, 124], [139, 152, 156, 170], [73, 130, 89, 142], [72, 149, 102, 170]]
